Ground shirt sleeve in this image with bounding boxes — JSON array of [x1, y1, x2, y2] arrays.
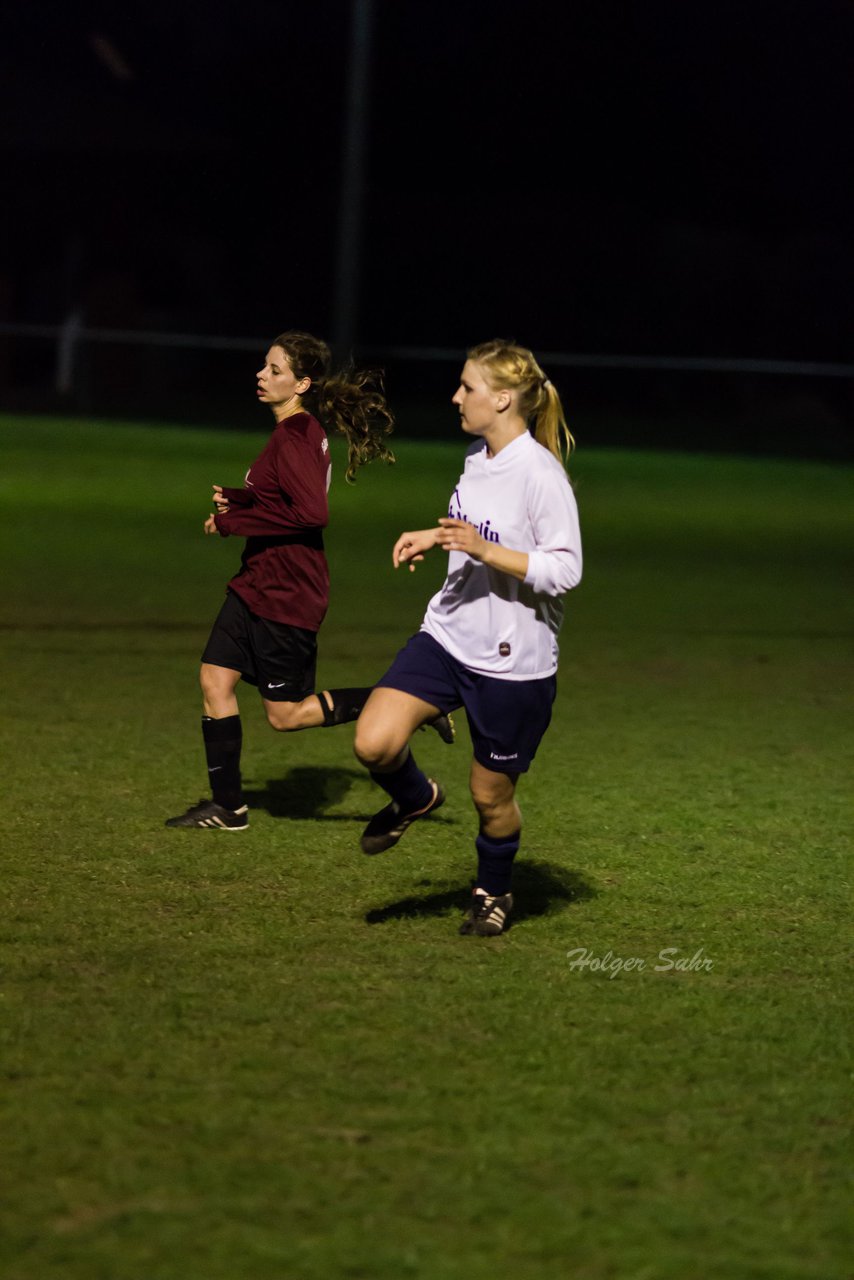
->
[[214, 430, 329, 537], [522, 465, 583, 596], [218, 485, 254, 507]]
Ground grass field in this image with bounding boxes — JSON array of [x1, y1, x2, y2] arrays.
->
[[1, 413, 852, 1280]]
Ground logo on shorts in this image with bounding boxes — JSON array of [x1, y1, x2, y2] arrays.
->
[[267, 681, 286, 689], [499, 642, 511, 657], [490, 751, 519, 761]]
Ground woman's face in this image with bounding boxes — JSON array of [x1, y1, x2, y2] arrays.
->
[[256, 346, 309, 411], [452, 360, 501, 437]]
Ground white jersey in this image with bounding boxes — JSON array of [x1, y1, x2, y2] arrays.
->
[[421, 431, 582, 680]]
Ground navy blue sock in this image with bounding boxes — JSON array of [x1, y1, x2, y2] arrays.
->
[[475, 830, 521, 896], [370, 750, 433, 813], [202, 715, 243, 810]]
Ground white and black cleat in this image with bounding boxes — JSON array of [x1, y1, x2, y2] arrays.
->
[[459, 890, 513, 936], [165, 800, 249, 830], [360, 780, 445, 855]]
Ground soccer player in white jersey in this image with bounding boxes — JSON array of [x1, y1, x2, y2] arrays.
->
[[354, 340, 582, 936]]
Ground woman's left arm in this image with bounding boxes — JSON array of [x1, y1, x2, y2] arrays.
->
[[523, 470, 583, 595]]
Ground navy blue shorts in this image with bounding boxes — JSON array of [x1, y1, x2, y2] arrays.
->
[[376, 631, 556, 774], [201, 590, 318, 701]]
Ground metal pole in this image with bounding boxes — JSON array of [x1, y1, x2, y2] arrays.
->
[[56, 310, 83, 395], [332, 0, 375, 365]]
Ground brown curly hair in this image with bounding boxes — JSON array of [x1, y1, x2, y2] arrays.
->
[[273, 331, 395, 482]]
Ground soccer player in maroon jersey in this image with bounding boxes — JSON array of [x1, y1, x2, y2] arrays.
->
[[166, 331, 452, 831]]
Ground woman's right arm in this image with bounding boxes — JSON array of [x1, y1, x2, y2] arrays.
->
[[214, 432, 328, 538]]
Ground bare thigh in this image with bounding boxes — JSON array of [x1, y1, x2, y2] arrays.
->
[[354, 687, 441, 771]]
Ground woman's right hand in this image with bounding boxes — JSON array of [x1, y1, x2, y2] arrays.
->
[[204, 514, 219, 535], [393, 527, 440, 571]]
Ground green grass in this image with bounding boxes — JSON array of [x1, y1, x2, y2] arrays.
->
[[1, 413, 852, 1280]]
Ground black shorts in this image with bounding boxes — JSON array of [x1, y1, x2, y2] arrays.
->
[[201, 591, 318, 701], [376, 631, 556, 773]]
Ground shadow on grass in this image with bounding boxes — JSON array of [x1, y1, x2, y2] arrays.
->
[[244, 766, 362, 820], [365, 859, 595, 927], [243, 766, 455, 828]]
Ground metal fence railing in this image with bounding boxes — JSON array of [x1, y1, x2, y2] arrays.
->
[[1, 321, 851, 459], [2, 321, 853, 395]]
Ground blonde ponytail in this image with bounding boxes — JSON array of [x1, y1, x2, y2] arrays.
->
[[467, 339, 575, 467]]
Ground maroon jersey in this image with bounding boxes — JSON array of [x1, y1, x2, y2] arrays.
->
[[214, 412, 331, 631]]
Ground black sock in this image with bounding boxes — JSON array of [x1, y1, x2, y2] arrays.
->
[[202, 715, 243, 810], [370, 749, 433, 813], [475, 831, 521, 896], [317, 687, 373, 726]]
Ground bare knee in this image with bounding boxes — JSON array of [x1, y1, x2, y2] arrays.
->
[[354, 688, 433, 771], [354, 725, 395, 770], [200, 663, 240, 717], [472, 783, 509, 823], [353, 717, 410, 771], [470, 766, 521, 832], [200, 663, 227, 699]]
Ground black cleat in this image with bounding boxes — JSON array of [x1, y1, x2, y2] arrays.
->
[[424, 712, 455, 744], [459, 891, 514, 936], [165, 800, 249, 830], [360, 779, 445, 855]]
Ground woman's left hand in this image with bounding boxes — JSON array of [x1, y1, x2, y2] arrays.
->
[[204, 514, 219, 535], [435, 518, 488, 561]]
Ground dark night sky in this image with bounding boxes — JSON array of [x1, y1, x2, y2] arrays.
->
[[2, 0, 853, 364]]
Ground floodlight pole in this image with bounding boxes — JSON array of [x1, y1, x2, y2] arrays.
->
[[332, 0, 376, 365]]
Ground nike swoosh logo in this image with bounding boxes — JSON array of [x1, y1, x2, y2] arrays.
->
[[267, 682, 286, 689]]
